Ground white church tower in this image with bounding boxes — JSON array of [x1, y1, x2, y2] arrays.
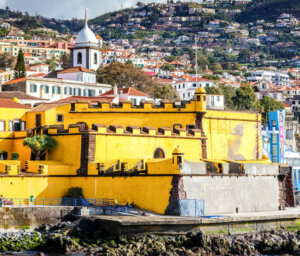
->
[[70, 8, 102, 71]]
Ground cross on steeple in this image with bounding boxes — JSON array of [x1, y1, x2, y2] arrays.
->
[[84, 8, 88, 24]]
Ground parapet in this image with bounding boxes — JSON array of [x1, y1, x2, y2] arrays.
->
[[40, 123, 205, 139], [69, 100, 200, 113]]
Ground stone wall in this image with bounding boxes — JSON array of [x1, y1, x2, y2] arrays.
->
[[0, 207, 73, 229], [182, 176, 280, 215]]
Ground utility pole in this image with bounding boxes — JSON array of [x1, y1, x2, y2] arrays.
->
[[195, 35, 198, 85]]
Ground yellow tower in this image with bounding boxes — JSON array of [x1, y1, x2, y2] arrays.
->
[[172, 146, 184, 168], [195, 87, 206, 112]]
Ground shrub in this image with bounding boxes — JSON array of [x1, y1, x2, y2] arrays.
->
[[1, 150, 8, 160], [65, 187, 83, 198], [11, 152, 19, 160]]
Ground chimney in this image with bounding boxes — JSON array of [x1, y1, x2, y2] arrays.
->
[[113, 85, 118, 96]]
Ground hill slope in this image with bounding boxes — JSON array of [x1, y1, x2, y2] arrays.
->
[[236, 0, 300, 23]]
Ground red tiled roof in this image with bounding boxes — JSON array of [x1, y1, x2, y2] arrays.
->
[[0, 91, 45, 100], [284, 102, 292, 108], [3, 77, 26, 86], [30, 73, 45, 77], [53, 96, 126, 103], [58, 66, 95, 74], [100, 87, 147, 97], [0, 99, 30, 109]]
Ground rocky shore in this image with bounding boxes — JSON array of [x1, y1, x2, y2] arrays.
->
[[0, 217, 300, 255]]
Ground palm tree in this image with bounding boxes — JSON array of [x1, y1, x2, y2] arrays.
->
[[23, 135, 56, 160]]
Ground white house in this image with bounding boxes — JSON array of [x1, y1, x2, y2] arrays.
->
[[247, 70, 290, 86], [173, 77, 214, 101], [99, 86, 149, 105]]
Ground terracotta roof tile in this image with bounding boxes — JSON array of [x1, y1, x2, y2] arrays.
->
[[0, 91, 46, 100], [58, 66, 95, 74], [100, 87, 147, 97], [0, 99, 30, 109], [2, 77, 26, 86]]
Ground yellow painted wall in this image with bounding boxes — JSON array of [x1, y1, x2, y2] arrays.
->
[[94, 133, 202, 162], [27, 103, 196, 130], [0, 108, 27, 131], [203, 110, 261, 161], [47, 134, 81, 166], [0, 176, 173, 214]]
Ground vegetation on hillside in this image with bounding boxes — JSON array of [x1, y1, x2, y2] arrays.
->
[[236, 0, 300, 23]]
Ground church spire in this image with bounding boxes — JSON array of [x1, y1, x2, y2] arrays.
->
[[84, 8, 88, 25]]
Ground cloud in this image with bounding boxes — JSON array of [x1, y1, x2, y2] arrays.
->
[[4, 0, 165, 19]]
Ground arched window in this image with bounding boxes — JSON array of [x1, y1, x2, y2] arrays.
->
[[77, 52, 82, 64], [154, 148, 165, 159], [94, 53, 98, 64]]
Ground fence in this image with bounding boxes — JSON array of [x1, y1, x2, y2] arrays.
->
[[0, 198, 116, 207]]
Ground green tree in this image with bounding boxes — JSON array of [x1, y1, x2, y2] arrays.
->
[[232, 63, 241, 70], [232, 85, 258, 110], [154, 84, 179, 100], [14, 49, 26, 78], [0, 53, 15, 70], [164, 56, 176, 62], [23, 135, 56, 160], [60, 53, 70, 70], [161, 63, 176, 72], [211, 63, 223, 73], [259, 97, 284, 122], [205, 86, 223, 95], [46, 57, 58, 71], [97, 62, 158, 96], [238, 49, 251, 63], [220, 85, 237, 110]]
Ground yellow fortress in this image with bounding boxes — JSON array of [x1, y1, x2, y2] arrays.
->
[[0, 88, 295, 216]]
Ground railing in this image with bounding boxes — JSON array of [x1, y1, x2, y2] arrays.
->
[[0, 198, 116, 207]]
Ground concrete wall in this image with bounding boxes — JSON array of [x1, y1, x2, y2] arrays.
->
[[183, 176, 280, 215]]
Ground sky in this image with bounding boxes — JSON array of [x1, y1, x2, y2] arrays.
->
[[0, 0, 166, 20]]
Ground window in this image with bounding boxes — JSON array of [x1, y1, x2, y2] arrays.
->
[[57, 86, 61, 94], [88, 89, 95, 97], [64, 87, 68, 95], [78, 88, 82, 96], [73, 88, 76, 95], [77, 52, 82, 64], [94, 53, 98, 64], [0, 121, 5, 131], [197, 95, 201, 101], [179, 85, 181, 89], [193, 83, 197, 87], [154, 148, 165, 159], [57, 114, 63, 122], [69, 87, 72, 95], [52, 86, 55, 94], [98, 90, 102, 95], [30, 84, 37, 93], [217, 96, 220, 102], [45, 85, 49, 93]]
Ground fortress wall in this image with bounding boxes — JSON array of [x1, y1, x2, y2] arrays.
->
[[0, 176, 173, 214], [203, 110, 262, 161], [183, 176, 279, 215], [94, 133, 202, 162]]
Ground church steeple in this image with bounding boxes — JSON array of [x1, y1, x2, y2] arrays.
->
[[84, 8, 88, 25], [71, 8, 102, 70]]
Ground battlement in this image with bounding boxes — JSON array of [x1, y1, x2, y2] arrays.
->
[[69, 100, 203, 113], [39, 123, 205, 139]]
